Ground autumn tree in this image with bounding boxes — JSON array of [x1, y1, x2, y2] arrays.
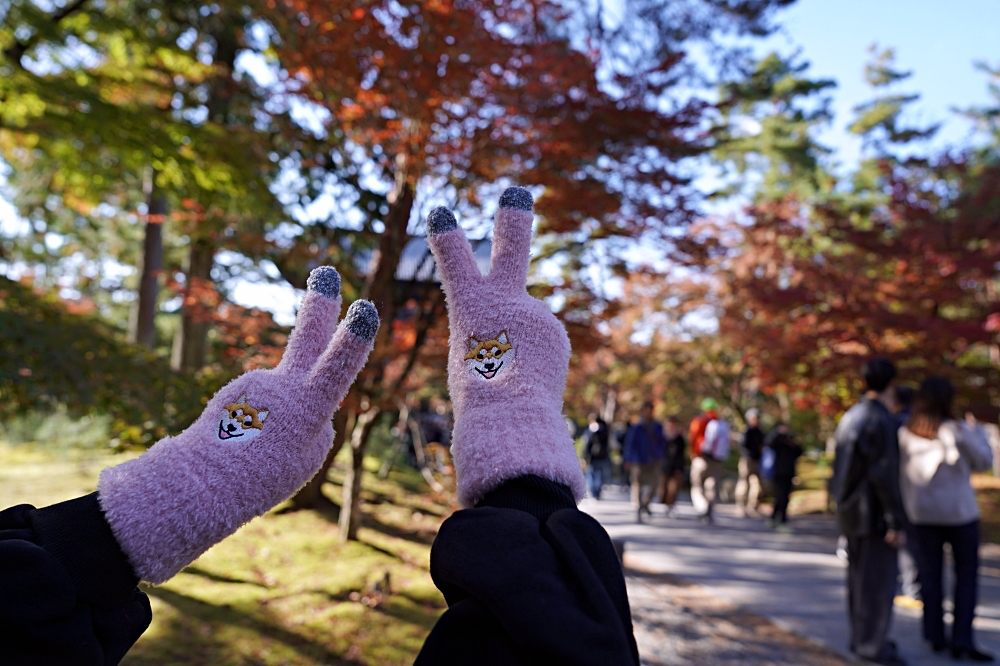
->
[[1, 0, 202, 332], [715, 50, 1000, 421], [563, 269, 759, 434], [2, 0, 799, 529], [261, 0, 797, 536]]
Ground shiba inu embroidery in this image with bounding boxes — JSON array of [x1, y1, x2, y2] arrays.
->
[[465, 331, 514, 380], [218, 393, 269, 442]]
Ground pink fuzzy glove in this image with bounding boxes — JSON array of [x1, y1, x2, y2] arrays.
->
[[426, 187, 585, 507], [97, 267, 378, 583]]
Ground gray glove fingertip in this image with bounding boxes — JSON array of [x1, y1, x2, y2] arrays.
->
[[344, 300, 380, 342], [427, 207, 458, 236], [499, 186, 533, 212], [306, 266, 341, 298]]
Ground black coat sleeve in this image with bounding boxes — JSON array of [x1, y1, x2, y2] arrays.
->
[[833, 400, 908, 537], [861, 414, 907, 532], [415, 475, 639, 666], [0, 493, 152, 666]]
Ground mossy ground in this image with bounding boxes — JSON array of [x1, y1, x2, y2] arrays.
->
[[0, 442, 452, 665]]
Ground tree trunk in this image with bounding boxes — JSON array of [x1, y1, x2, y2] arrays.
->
[[289, 410, 349, 510], [339, 407, 380, 542], [167, 17, 236, 371], [601, 386, 618, 425], [776, 389, 792, 424], [337, 170, 415, 539], [171, 239, 214, 371], [362, 174, 414, 321], [128, 174, 165, 348]]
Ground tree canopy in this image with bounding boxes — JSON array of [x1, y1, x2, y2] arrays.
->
[[2, 1, 997, 491], [712, 50, 1000, 419]]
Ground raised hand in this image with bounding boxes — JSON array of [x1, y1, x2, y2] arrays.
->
[[426, 187, 585, 507], [98, 267, 378, 583]]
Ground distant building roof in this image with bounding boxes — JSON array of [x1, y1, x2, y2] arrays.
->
[[358, 236, 492, 282]]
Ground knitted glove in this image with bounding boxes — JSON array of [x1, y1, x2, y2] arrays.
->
[[98, 267, 378, 583], [426, 187, 585, 507]]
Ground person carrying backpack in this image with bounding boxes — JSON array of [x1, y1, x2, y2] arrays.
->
[[765, 423, 802, 528], [689, 398, 729, 523], [583, 413, 612, 499]]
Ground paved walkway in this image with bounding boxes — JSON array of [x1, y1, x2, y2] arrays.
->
[[581, 486, 1000, 665], [625, 568, 852, 665]]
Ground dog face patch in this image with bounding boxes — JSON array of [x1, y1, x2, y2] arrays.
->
[[465, 331, 514, 381], [218, 393, 269, 443]]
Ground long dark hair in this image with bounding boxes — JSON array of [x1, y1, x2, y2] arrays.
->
[[906, 377, 955, 439]]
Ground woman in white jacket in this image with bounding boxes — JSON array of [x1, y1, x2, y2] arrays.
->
[[898, 377, 994, 662]]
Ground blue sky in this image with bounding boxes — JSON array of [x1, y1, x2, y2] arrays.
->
[[761, 0, 1000, 166]]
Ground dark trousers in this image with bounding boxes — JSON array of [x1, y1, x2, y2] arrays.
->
[[847, 534, 899, 659], [587, 459, 611, 499], [916, 521, 980, 650], [772, 474, 794, 523], [660, 470, 683, 507]]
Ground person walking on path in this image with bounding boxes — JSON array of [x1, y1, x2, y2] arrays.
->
[[831, 358, 909, 666], [898, 377, 994, 662], [689, 398, 730, 524], [624, 402, 666, 523], [584, 413, 612, 500], [659, 416, 687, 516], [765, 423, 802, 529], [736, 408, 765, 518]]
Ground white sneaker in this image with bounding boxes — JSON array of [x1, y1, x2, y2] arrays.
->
[[836, 535, 848, 561]]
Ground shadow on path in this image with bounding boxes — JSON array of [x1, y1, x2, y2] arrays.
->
[[586, 489, 1000, 666]]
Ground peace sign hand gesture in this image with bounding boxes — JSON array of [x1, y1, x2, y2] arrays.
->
[[427, 187, 585, 507], [98, 267, 378, 583]]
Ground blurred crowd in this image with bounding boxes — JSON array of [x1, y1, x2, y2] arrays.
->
[[574, 358, 996, 666], [389, 354, 998, 666], [578, 399, 802, 530]]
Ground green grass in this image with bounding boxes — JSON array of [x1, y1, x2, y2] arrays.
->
[[972, 474, 1000, 545], [0, 442, 452, 665]]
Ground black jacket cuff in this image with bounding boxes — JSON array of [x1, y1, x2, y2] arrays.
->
[[27, 492, 140, 607], [475, 475, 576, 523]]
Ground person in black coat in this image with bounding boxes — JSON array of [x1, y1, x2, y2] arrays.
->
[[659, 416, 687, 515], [831, 358, 908, 666], [583, 413, 612, 499], [765, 423, 802, 526], [736, 408, 766, 517], [0, 494, 152, 665]]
